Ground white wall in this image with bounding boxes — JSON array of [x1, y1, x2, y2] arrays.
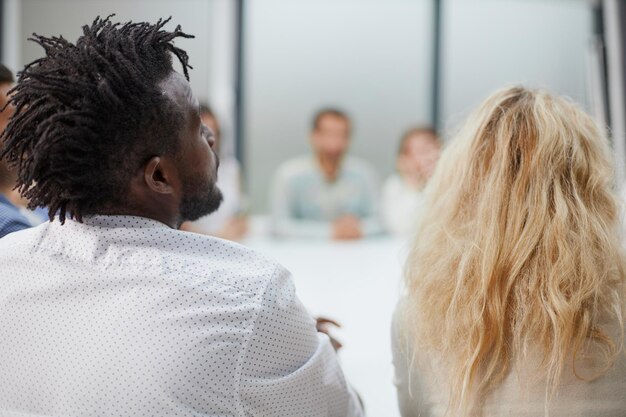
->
[[2, 0, 22, 73], [604, 0, 626, 185], [244, 0, 434, 213], [440, 0, 593, 132], [18, 0, 214, 105]]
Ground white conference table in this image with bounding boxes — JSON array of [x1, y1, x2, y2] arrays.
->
[[243, 219, 409, 417]]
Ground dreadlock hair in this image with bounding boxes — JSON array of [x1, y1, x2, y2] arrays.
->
[[0, 15, 194, 223]]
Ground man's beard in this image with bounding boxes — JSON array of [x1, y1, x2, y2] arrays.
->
[[179, 167, 223, 223]]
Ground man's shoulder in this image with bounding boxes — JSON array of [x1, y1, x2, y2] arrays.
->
[[158, 230, 284, 296], [274, 156, 315, 180], [342, 156, 379, 186], [343, 156, 376, 174], [2, 219, 285, 300]]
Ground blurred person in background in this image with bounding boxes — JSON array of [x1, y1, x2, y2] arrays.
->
[[0, 17, 363, 417], [382, 127, 441, 237], [271, 108, 382, 239], [0, 64, 31, 238], [393, 87, 626, 416], [180, 103, 247, 240]]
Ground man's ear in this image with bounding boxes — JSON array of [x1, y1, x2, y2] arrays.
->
[[143, 156, 175, 194]]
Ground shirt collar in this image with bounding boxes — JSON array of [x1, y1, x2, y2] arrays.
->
[[80, 215, 172, 229], [311, 155, 347, 183]]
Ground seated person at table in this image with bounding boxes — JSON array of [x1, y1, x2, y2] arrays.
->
[[0, 17, 363, 417], [0, 64, 31, 238], [393, 87, 626, 416], [382, 127, 441, 237], [180, 104, 247, 240], [270, 108, 382, 239]]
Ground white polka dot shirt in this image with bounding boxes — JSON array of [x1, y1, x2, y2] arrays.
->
[[0, 215, 363, 417]]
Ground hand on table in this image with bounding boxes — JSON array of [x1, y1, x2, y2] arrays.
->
[[332, 215, 363, 240], [316, 317, 343, 351]]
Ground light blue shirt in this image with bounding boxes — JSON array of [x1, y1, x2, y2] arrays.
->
[[270, 156, 383, 238], [0, 193, 31, 238]]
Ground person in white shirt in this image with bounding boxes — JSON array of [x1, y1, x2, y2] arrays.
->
[[271, 108, 382, 240], [0, 17, 363, 417], [381, 127, 441, 237], [181, 104, 248, 241]]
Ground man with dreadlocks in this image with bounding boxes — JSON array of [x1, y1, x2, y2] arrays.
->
[[0, 17, 363, 417]]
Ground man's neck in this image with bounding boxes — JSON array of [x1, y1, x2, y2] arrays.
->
[[316, 154, 343, 181], [93, 206, 179, 229]]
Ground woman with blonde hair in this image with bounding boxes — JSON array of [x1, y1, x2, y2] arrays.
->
[[393, 87, 626, 417]]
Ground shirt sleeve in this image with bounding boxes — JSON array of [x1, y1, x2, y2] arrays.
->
[[239, 265, 363, 417]]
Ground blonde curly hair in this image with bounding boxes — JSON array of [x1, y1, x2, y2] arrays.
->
[[402, 87, 626, 416]]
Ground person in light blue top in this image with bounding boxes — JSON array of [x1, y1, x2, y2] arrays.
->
[[0, 63, 31, 238], [270, 108, 382, 239], [0, 193, 30, 238]]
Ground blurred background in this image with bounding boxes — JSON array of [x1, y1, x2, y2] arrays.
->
[[3, 0, 626, 415], [4, 0, 623, 214]]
